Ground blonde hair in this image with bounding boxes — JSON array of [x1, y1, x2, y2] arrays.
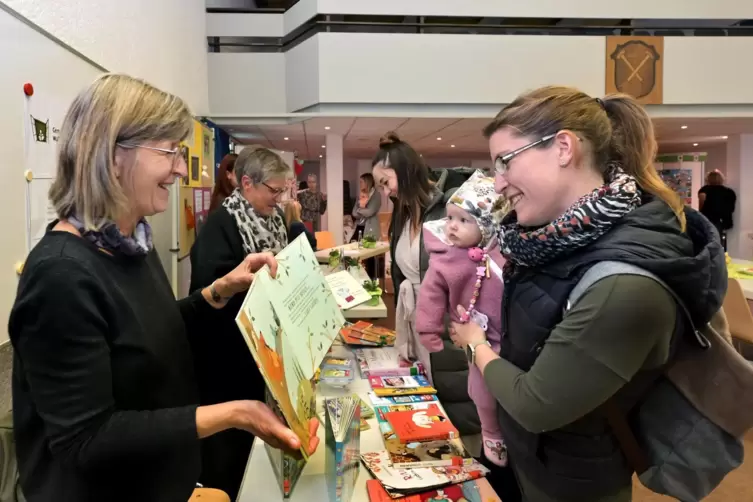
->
[[283, 200, 302, 229], [234, 145, 292, 186], [50, 73, 193, 230], [483, 86, 685, 231]]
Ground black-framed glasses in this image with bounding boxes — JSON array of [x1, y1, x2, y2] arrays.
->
[[493, 133, 556, 175]]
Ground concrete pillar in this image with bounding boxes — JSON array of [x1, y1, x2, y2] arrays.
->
[[724, 134, 753, 259], [325, 133, 344, 245]]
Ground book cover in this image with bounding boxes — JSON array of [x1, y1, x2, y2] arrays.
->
[[354, 347, 424, 378], [235, 235, 346, 459], [360, 450, 489, 498], [340, 322, 396, 347], [369, 376, 437, 397], [385, 404, 459, 443], [325, 396, 361, 502], [366, 478, 494, 502], [374, 404, 472, 469], [368, 393, 438, 407], [326, 270, 372, 310]]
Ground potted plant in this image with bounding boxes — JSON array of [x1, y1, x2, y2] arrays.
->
[[328, 249, 341, 269], [362, 279, 383, 306], [361, 233, 377, 249], [343, 256, 360, 273]]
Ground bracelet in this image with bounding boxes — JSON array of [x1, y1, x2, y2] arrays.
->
[[209, 281, 224, 303]]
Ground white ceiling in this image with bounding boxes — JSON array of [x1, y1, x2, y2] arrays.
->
[[224, 117, 753, 161]]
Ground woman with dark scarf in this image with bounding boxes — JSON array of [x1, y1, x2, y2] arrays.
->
[[450, 86, 727, 502]]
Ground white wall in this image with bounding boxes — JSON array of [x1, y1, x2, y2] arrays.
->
[[206, 13, 283, 37], [311, 0, 753, 19], [4, 0, 209, 114], [208, 53, 287, 114]]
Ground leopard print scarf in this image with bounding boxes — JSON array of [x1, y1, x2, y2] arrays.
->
[[223, 188, 288, 255]]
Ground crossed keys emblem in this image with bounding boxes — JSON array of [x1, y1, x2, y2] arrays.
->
[[610, 40, 660, 99]]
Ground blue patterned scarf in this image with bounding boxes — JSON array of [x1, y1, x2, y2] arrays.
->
[[68, 215, 153, 256]]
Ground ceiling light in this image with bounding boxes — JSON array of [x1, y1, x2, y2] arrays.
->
[[319, 154, 323, 158], [324, 126, 331, 130], [284, 137, 289, 140], [693, 143, 699, 147], [681, 125, 688, 130], [436, 137, 442, 141], [450, 144, 455, 148], [722, 135, 729, 139], [322, 145, 326, 148]]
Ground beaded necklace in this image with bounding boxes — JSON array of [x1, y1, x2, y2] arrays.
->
[[458, 246, 490, 327]]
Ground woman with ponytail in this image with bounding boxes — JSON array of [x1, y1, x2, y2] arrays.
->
[[449, 86, 727, 501]]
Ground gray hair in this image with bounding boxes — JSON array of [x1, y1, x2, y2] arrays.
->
[[234, 145, 292, 185]]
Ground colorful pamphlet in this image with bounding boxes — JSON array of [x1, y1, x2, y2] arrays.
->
[[369, 375, 437, 397], [354, 347, 424, 378], [384, 404, 459, 443], [374, 403, 472, 469], [360, 450, 488, 498], [326, 270, 372, 310], [235, 235, 345, 460], [365, 478, 496, 502], [325, 396, 361, 502], [368, 393, 439, 407]]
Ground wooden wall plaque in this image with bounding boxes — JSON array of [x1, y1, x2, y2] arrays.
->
[[606, 36, 664, 105]]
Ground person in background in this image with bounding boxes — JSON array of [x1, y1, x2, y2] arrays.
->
[[299, 173, 327, 232], [371, 132, 518, 497], [284, 200, 317, 250], [188, 146, 292, 499], [209, 153, 238, 212], [699, 170, 736, 251], [8, 74, 318, 502], [351, 172, 382, 278], [450, 86, 726, 502]]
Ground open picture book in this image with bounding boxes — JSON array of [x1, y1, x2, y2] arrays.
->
[[235, 235, 346, 459]]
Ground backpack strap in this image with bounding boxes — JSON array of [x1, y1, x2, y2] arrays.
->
[[566, 260, 711, 475], [567, 261, 710, 350]]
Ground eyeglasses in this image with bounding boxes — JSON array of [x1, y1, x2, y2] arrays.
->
[[117, 143, 183, 167], [493, 134, 556, 175], [262, 182, 286, 197]]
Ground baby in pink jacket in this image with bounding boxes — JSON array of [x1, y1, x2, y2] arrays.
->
[[416, 170, 510, 467]]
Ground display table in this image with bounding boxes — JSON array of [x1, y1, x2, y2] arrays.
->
[[320, 264, 387, 320], [237, 342, 500, 502], [730, 259, 753, 301], [315, 242, 390, 264]]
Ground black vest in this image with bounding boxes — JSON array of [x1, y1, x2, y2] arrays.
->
[[498, 262, 635, 501]]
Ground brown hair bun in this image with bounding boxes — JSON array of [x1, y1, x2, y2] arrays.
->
[[379, 131, 401, 148]]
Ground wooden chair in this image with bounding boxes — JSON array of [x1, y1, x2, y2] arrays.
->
[[722, 278, 753, 353], [315, 231, 336, 250], [188, 488, 231, 502]]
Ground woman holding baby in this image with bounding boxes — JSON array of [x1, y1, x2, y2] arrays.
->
[[450, 86, 727, 502]]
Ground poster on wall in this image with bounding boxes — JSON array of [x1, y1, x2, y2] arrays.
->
[[23, 93, 67, 251], [659, 168, 693, 205]]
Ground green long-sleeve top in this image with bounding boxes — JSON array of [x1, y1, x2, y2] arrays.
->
[[484, 275, 677, 433]]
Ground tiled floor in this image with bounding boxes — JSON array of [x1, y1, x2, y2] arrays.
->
[[374, 293, 753, 501]]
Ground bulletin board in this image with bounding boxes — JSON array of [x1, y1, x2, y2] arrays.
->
[[177, 120, 215, 259], [655, 153, 706, 210]]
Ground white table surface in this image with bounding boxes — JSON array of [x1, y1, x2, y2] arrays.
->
[[320, 264, 387, 320], [237, 342, 498, 502], [731, 259, 753, 301]]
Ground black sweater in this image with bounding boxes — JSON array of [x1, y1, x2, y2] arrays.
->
[[8, 230, 208, 502], [188, 206, 267, 405]]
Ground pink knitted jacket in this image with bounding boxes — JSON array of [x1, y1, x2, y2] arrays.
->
[[415, 229, 506, 352]]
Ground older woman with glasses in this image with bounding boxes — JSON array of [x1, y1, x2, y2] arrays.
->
[[188, 145, 293, 499], [8, 74, 318, 502]]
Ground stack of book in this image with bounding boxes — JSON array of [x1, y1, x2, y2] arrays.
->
[[358, 350, 493, 500], [354, 347, 424, 378]]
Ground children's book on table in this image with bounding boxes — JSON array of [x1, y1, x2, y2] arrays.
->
[[369, 375, 437, 397], [325, 396, 361, 502], [234, 235, 345, 467]]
